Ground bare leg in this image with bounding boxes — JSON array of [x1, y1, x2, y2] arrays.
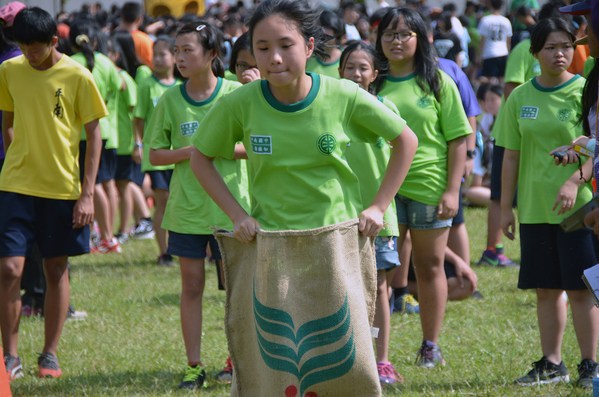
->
[[411, 227, 450, 344], [448, 223, 470, 266], [153, 189, 170, 255], [391, 227, 410, 289], [180, 257, 206, 364], [537, 288, 567, 364], [567, 289, 599, 362], [447, 277, 474, 301], [42, 256, 70, 356], [94, 184, 112, 241], [131, 183, 151, 222], [486, 199, 503, 248], [115, 180, 133, 234], [373, 269, 393, 363], [102, 180, 118, 237], [0, 256, 25, 357]]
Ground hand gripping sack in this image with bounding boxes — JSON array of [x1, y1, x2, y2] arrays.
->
[[214, 219, 381, 397]]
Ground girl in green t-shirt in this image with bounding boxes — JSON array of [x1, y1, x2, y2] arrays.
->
[[339, 40, 402, 386], [306, 10, 344, 78], [500, 18, 599, 386], [375, 8, 471, 368], [133, 36, 180, 266], [147, 22, 247, 391]]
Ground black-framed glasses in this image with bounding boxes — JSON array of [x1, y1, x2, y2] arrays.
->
[[381, 31, 417, 43]]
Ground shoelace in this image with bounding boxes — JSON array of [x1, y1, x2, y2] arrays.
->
[[183, 366, 204, 382], [416, 344, 434, 361], [378, 363, 403, 382], [578, 360, 597, 375], [404, 295, 418, 306], [38, 353, 60, 370]]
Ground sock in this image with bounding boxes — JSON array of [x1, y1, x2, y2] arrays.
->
[[188, 362, 202, 367], [144, 217, 152, 222], [394, 287, 409, 297]]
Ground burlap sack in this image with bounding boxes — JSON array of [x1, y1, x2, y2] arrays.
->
[[214, 219, 381, 397]]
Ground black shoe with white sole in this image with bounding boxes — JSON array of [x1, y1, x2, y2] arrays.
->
[[514, 356, 569, 386]]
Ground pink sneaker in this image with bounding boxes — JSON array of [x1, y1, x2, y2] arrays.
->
[[377, 362, 403, 386]]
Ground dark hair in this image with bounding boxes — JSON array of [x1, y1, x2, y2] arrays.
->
[[0, 28, 17, 53], [538, 1, 570, 22], [458, 15, 470, 28], [339, 40, 379, 94], [375, 7, 441, 100], [229, 31, 251, 73], [69, 19, 97, 72], [319, 10, 345, 44], [516, 5, 531, 17], [369, 7, 389, 28], [487, 84, 503, 99], [13, 7, 57, 45], [154, 34, 175, 52], [247, 0, 328, 60], [442, 3, 457, 13], [177, 22, 225, 78], [110, 30, 141, 77], [489, 0, 503, 11], [476, 83, 490, 102], [437, 11, 453, 32], [340, 1, 359, 11], [581, 58, 598, 136], [529, 17, 575, 55], [121, 2, 143, 24]]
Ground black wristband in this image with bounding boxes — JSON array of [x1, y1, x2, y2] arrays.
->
[[466, 149, 476, 159]]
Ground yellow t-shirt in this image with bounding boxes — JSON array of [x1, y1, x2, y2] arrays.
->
[[0, 55, 108, 200]]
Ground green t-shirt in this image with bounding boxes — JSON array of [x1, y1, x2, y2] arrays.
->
[[345, 96, 399, 237], [193, 73, 407, 231], [306, 57, 341, 79], [116, 70, 137, 155], [135, 65, 153, 85], [72, 52, 121, 148], [492, 39, 541, 140], [149, 77, 249, 234], [133, 75, 181, 172], [510, 0, 539, 30], [584, 56, 596, 78], [224, 70, 239, 82], [497, 75, 592, 224], [378, 71, 472, 206]]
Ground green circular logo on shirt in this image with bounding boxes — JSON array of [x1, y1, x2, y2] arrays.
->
[[557, 109, 572, 122], [417, 97, 431, 109], [376, 137, 385, 149], [317, 133, 337, 155]]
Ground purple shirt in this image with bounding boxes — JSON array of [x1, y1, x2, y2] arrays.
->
[[437, 58, 481, 118], [0, 47, 21, 159]]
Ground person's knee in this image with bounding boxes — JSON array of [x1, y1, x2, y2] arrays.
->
[[413, 260, 444, 281], [536, 288, 562, 301], [43, 258, 68, 284], [448, 278, 472, 301], [566, 290, 595, 305], [181, 275, 206, 297], [0, 258, 24, 282]]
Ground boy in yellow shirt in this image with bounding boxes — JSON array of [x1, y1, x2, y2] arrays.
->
[[0, 7, 107, 380]]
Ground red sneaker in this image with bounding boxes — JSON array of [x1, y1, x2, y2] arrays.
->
[[215, 356, 233, 382], [38, 352, 62, 378], [92, 238, 122, 254]]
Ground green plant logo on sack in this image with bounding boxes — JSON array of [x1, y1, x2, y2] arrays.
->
[[253, 283, 355, 397]]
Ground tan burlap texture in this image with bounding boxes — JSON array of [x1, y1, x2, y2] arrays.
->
[[214, 219, 381, 397]]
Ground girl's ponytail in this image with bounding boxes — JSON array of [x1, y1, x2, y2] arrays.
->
[[69, 20, 97, 72]]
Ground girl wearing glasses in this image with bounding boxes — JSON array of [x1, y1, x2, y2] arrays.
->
[[375, 7, 471, 368]]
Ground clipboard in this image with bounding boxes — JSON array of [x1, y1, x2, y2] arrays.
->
[[582, 264, 599, 308]]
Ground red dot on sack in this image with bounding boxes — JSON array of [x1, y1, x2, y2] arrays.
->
[[305, 392, 318, 397], [285, 385, 297, 397]]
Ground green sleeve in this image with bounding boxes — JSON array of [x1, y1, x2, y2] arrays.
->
[[439, 75, 472, 142], [122, 72, 137, 108], [192, 95, 243, 160], [133, 80, 150, 119], [77, 72, 109, 125], [584, 57, 595, 78], [495, 94, 521, 150], [347, 88, 406, 144], [108, 62, 123, 94], [148, 96, 172, 150], [504, 42, 528, 84], [135, 65, 153, 84]]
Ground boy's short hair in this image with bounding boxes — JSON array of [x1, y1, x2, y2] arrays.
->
[[489, 0, 503, 11], [121, 2, 143, 24], [13, 7, 57, 45]]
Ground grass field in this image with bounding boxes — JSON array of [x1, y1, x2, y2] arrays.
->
[[7, 207, 595, 396]]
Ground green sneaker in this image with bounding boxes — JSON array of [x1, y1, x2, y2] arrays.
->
[[178, 365, 206, 390]]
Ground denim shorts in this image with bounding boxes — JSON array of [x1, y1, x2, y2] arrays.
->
[[167, 231, 222, 260], [374, 236, 400, 271], [395, 194, 452, 230]]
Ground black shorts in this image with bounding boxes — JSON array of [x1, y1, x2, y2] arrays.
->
[[167, 231, 222, 260], [131, 162, 145, 188], [519, 223, 597, 290], [148, 170, 172, 191], [115, 155, 134, 182], [0, 192, 90, 258], [482, 55, 508, 78], [79, 140, 117, 184]]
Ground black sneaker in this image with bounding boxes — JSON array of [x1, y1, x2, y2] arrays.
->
[[178, 365, 206, 390], [415, 340, 445, 368], [514, 356, 569, 386], [576, 358, 598, 388], [157, 254, 174, 266]]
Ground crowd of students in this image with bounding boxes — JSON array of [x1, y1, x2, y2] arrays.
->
[[1, 0, 599, 392]]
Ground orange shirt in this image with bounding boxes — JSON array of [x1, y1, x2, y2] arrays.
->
[[131, 30, 153, 69], [567, 44, 590, 76]]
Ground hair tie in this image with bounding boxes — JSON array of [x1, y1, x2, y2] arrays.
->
[[76, 34, 90, 46], [196, 24, 206, 32]]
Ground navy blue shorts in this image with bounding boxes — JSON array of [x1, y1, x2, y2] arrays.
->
[[131, 162, 145, 188], [482, 55, 507, 78], [519, 224, 597, 290], [115, 155, 134, 182], [167, 231, 222, 260], [0, 192, 90, 258], [79, 140, 117, 184], [148, 170, 172, 191]]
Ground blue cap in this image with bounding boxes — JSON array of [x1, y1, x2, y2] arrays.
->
[[559, 0, 591, 15]]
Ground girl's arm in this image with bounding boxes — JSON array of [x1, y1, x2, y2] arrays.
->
[[360, 125, 418, 237], [149, 147, 194, 166], [74, 119, 102, 229], [2, 111, 13, 150], [501, 148, 520, 240], [190, 147, 259, 243], [438, 136, 467, 220], [553, 158, 593, 215], [132, 117, 145, 164]]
